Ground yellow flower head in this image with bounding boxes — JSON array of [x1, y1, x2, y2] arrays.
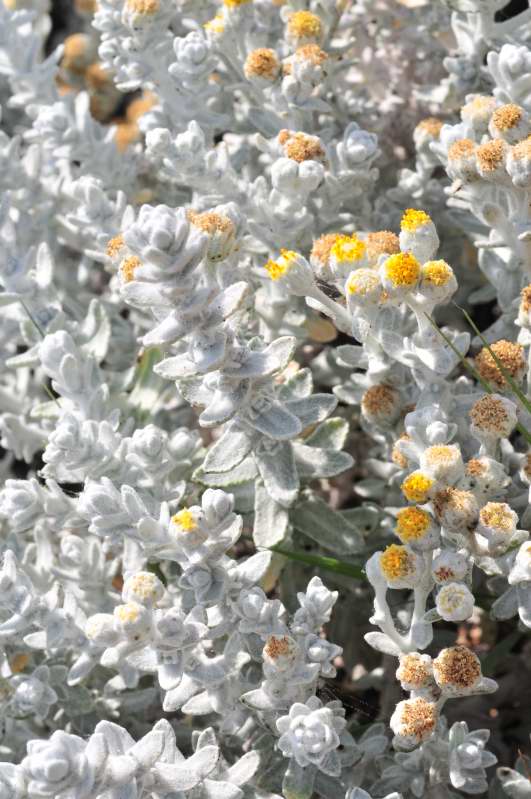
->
[[401, 209, 432, 231], [479, 502, 514, 532], [330, 234, 366, 263], [125, 0, 159, 15], [401, 472, 434, 503], [224, 0, 252, 5], [204, 13, 225, 33], [120, 256, 141, 283], [383, 252, 420, 288], [396, 506, 431, 542], [287, 10, 323, 40], [115, 603, 140, 624], [380, 544, 416, 580], [264, 249, 298, 281], [346, 269, 380, 297], [172, 508, 197, 532], [421, 260, 453, 287], [106, 234, 125, 259], [128, 573, 160, 600]]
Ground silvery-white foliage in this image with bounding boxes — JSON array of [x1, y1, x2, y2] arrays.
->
[[0, 0, 529, 797]]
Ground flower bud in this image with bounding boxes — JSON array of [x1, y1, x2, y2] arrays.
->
[[361, 384, 401, 426], [433, 488, 479, 534], [395, 506, 439, 550], [380, 252, 421, 299], [469, 394, 518, 442], [396, 653, 434, 692], [401, 471, 435, 503], [263, 635, 299, 672], [431, 550, 469, 584], [399, 209, 439, 264], [85, 614, 117, 646], [122, 572, 165, 607], [244, 48, 280, 84], [488, 103, 529, 144], [286, 11, 324, 46], [420, 444, 464, 484], [390, 698, 438, 750], [346, 269, 384, 309], [475, 139, 509, 183], [507, 138, 531, 187], [447, 139, 478, 183], [419, 260, 457, 304], [477, 502, 518, 552], [264, 250, 315, 296], [378, 544, 420, 589], [432, 646, 482, 697], [436, 582, 475, 621], [113, 602, 151, 638], [460, 95, 497, 135]]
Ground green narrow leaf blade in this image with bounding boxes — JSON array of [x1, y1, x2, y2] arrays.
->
[[269, 545, 365, 580]]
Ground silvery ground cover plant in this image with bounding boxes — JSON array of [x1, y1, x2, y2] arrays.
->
[[1, 0, 531, 797]]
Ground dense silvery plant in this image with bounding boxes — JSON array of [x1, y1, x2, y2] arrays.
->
[[0, 0, 530, 798]]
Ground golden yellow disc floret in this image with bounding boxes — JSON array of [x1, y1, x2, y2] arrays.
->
[[115, 603, 140, 623], [346, 269, 381, 296], [491, 103, 523, 131], [120, 256, 140, 283], [401, 209, 432, 231], [383, 252, 421, 288], [395, 506, 431, 542], [287, 10, 323, 40], [125, 0, 159, 15], [380, 544, 416, 580], [421, 260, 453, 287], [172, 508, 197, 532], [330, 234, 366, 263], [264, 249, 298, 281], [479, 502, 514, 531], [401, 472, 434, 503]]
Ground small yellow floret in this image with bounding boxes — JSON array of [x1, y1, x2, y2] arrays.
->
[[330, 234, 366, 263], [172, 508, 197, 532], [264, 249, 297, 281], [401, 209, 432, 231], [129, 573, 159, 600], [125, 0, 159, 14], [401, 472, 434, 503], [396, 506, 431, 542], [480, 502, 513, 532], [115, 603, 140, 624], [204, 13, 225, 33], [380, 544, 414, 580], [120, 256, 140, 283], [287, 10, 323, 39], [384, 252, 421, 288], [265, 259, 286, 280], [224, 0, 252, 5], [346, 269, 380, 296], [422, 260, 452, 287], [106, 234, 125, 259]]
